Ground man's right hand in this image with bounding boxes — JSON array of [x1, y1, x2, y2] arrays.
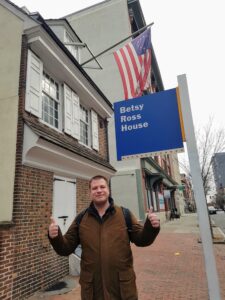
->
[[49, 217, 59, 239]]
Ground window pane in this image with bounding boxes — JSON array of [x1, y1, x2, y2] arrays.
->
[[55, 83, 59, 99], [55, 106, 58, 119], [80, 121, 88, 145], [45, 77, 50, 93], [50, 84, 56, 99], [41, 72, 59, 129], [80, 106, 89, 145], [65, 31, 78, 59], [42, 91, 59, 128], [43, 114, 47, 123], [50, 106, 53, 117]]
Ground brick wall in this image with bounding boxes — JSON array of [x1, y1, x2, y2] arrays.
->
[[0, 227, 14, 300], [98, 117, 109, 161], [76, 178, 90, 213], [12, 166, 69, 299]]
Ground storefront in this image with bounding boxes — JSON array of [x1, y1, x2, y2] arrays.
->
[[142, 158, 178, 221]]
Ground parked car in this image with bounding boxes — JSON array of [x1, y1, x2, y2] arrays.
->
[[208, 206, 217, 214], [216, 208, 224, 214]]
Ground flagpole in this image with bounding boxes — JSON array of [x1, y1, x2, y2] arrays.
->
[[81, 22, 154, 66]]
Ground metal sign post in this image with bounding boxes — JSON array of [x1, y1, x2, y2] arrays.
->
[[177, 74, 221, 300]]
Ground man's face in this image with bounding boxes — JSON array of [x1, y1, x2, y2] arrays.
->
[[90, 178, 110, 205]]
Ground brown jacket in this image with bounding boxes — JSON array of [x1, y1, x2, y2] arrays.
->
[[49, 198, 160, 300]]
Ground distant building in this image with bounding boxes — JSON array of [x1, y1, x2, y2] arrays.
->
[[180, 173, 195, 212], [211, 152, 225, 191]]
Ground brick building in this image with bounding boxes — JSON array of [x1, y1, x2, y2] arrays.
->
[[0, 1, 115, 299]]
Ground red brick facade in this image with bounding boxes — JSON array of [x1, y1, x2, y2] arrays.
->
[[98, 118, 109, 161], [76, 178, 90, 213], [12, 166, 69, 300], [0, 227, 14, 300]]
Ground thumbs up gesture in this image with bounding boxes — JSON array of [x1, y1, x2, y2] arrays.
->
[[147, 208, 160, 228], [49, 217, 59, 239]]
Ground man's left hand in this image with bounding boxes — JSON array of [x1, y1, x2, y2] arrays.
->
[[147, 209, 160, 228]]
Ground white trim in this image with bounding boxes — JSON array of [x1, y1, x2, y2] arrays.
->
[[91, 109, 99, 151], [25, 50, 43, 118], [26, 35, 112, 118], [71, 91, 80, 140], [121, 148, 184, 160], [64, 84, 80, 139], [54, 175, 76, 183], [23, 124, 115, 180]]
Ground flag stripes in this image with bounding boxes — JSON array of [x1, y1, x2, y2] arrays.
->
[[114, 28, 152, 100]]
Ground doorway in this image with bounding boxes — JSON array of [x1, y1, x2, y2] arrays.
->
[[53, 177, 76, 234]]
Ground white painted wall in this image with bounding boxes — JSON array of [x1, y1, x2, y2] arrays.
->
[[0, 6, 23, 222], [111, 170, 141, 218], [66, 0, 130, 103]]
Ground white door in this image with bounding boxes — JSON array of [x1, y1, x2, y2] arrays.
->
[[53, 177, 76, 235]]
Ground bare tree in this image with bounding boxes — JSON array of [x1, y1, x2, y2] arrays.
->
[[179, 117, 225, 196], [197, 118, 225, 195], [178, 118, 225, 239]]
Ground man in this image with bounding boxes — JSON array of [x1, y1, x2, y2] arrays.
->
[[49, 175, 160, 300]]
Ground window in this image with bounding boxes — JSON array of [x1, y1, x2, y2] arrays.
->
[[42, 72, 59, 128], [64, 31, 79, 61], [25, 50, 99, 151], [64, 84, 98, 150], [80, 105, 89, 145], [79, 106, 99, 150]]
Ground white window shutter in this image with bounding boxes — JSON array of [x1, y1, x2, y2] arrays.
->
[[64, 84, 73, 135], [91, 110, 99, 151], [25, 50, 43, 118], [64, 84, 80, 140], [71, 91, 80, 140]]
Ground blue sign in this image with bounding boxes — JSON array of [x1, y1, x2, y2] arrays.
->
[[114, 88, 184, 160]]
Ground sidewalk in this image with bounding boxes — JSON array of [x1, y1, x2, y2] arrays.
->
[[28, 214, 225, 300]]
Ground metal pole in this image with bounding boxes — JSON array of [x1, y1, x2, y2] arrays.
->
[[177, 74, 221, 300], [81, 22, 154, 66]]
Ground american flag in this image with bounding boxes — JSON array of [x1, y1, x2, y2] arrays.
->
[[113, 28, 152, 100]]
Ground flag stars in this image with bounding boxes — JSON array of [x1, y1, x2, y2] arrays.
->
[[114, 28, 152, 99]]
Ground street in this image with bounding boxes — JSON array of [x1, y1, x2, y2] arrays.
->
[[211, 211, 225, 235]]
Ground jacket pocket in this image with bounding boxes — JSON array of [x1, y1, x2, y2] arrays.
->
[[119, 269, 138, 300], [79, 271, 94, 300]]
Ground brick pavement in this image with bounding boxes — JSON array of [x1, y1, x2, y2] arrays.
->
[[28, 214, 225, 300]]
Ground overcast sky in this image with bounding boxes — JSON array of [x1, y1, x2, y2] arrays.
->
[[12, 0, 225, 131]]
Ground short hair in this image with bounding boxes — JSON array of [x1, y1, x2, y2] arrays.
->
[[89, 175, 109, 189]]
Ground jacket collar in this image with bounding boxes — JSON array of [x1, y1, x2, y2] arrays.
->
[[88, 197, 115, 219]]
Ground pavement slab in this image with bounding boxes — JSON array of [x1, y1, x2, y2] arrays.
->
[[28, 213, 225, 300]]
